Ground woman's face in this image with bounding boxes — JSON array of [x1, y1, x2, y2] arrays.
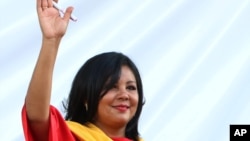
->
[[95, 65, 139, 130]]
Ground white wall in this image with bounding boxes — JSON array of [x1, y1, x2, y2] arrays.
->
[[1, 0, 250, 140]]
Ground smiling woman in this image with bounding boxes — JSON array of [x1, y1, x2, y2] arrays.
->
[[62, 52, 145, 141], [21, 0, 144, 141]]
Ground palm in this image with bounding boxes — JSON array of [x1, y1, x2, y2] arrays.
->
[[38, 7, 68, 39]]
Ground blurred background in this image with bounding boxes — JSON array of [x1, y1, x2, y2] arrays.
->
[[0, 0, 250, 140]]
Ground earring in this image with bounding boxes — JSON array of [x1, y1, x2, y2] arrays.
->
[[85, 102, 88, 111]]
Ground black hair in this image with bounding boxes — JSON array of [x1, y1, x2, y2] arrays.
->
[[64, 52, 144, 141]]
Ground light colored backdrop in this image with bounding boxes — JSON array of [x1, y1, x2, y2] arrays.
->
[[1, 0, 250, 141]]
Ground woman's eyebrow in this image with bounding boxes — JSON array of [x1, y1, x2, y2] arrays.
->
[[127, 80, 136, 84]]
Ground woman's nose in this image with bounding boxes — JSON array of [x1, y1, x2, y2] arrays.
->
[[117, 89, 129, 100]]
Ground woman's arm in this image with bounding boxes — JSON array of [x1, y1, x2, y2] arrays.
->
[[25, 0, 73, 140]]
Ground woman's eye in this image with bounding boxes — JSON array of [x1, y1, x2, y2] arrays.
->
[[127, 85, 137, 90]]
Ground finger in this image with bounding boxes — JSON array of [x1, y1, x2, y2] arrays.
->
[[48, 0, 53, 8], [63, 7, 74, 21], [41, 0, 48, 8], [51, 0, 58, 8], [37, 0, 42, 12]]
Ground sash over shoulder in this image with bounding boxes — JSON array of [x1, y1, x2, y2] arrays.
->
[[66, 121, 113, 141]]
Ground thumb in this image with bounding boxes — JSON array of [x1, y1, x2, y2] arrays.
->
[[63, 7, 74, 21]]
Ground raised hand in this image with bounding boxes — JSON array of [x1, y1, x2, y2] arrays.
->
[[37, 0, 74, 39]]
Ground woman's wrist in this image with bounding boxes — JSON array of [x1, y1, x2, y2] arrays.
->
[[42, 37, 62, 49]]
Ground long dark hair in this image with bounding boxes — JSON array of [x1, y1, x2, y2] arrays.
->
[[64, 52, 144, 141]]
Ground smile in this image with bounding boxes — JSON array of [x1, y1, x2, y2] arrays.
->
[[112, 105, 130, 112]]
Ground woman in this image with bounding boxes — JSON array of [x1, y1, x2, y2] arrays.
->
[[21, 0, 144, 141]]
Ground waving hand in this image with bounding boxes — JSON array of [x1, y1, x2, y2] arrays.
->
[[37, 0, 74, 39]]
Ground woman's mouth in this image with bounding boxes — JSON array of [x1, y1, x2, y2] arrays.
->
[[113, 105, 129, 112]]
